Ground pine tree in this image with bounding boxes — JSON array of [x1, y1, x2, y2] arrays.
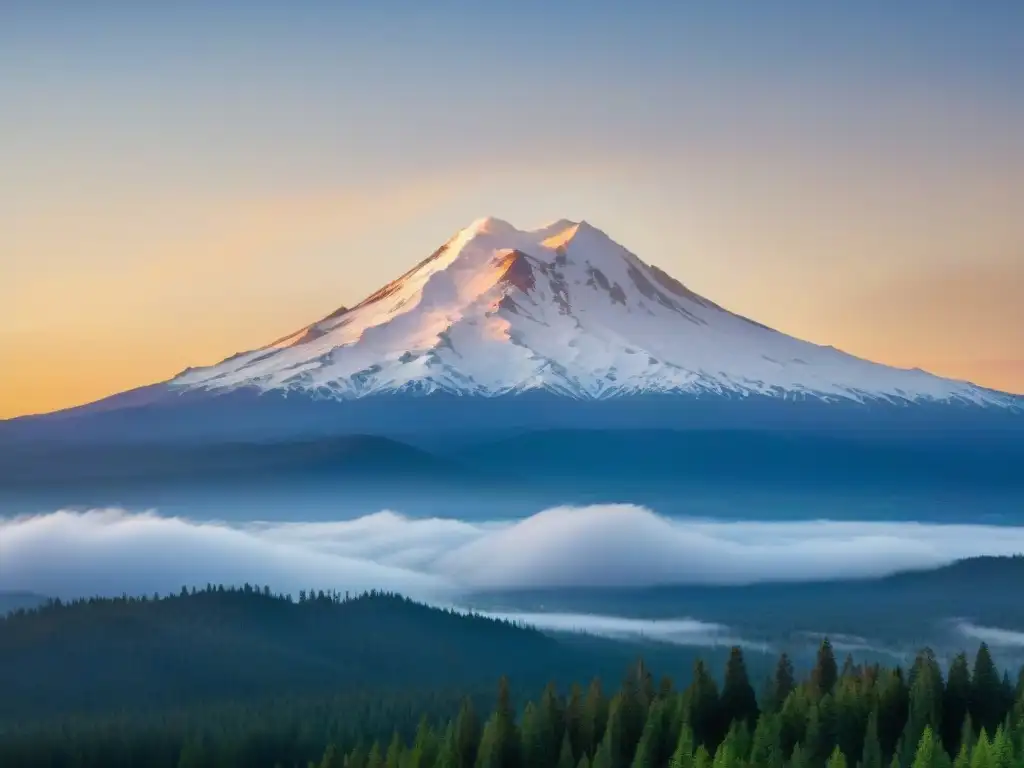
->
[[826, 746, 847, 768], [969, 730, 990, 768], [987, 726, 1011, 768], [318, 743, 344, 768], [694, 745, 712, 768], [367, 742, 384, 768], [944, 654, 972, 755], [711, 734, 735, 768], [591, 741, 613, 768], [619, 661, 652, 765], [566, 683, 585, 761], [476, 676, 519, 768], [669, 724, 694, 768], [542, 681, 568, 759], [407, 715, 438, 768], [522, 702, 550, 768], [749, 712, 783, 768], [813, 640, 839, 699], [600, 696, 626, 768], [687, 659, 721, 750], [766, 654, 796, 715], [861, 710, 884, 768], [436, 722, 459, 768], [912, 728, 936, 768], [959, 713, 976, 760], [789, 742, 808, 768], [583, 679, 610, 759], [632, 699, 669, 768], [720, 646, 759, 735], [455, 697, 482, 768], [971, 645, 1003, 738], [385, 730, 403, 768], [558, 732, 576, 768]]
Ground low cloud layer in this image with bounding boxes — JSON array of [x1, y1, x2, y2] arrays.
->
[[955, 621, 1024, 648], [4, 504, 1024, 601], [474, 609, 768, 652]]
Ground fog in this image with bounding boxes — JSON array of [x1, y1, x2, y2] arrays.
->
[[4, 504, 1024, 601]]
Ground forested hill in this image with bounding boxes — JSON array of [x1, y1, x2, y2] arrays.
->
[[0, 587, 548, 719], [0, 586, 719, 723]]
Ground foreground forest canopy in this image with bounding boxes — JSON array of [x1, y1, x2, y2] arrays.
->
[[2, 587, 1024, 767]]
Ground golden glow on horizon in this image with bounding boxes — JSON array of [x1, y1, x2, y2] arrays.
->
[[2, 159, 1022, 419]]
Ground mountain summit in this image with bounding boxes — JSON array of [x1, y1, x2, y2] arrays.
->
[[170, 217, 1010, 407]]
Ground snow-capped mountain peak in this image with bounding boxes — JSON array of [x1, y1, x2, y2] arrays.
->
[[170, 217, 1015, 407]]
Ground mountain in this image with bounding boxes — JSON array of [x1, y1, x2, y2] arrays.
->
[[133, 217, 1023, 405], [3, 217, 1020, 445]]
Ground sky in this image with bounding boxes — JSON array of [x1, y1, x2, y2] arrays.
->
[[2, 1, 1023, 418]]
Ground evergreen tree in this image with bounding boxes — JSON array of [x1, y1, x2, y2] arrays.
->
[[720, 646, 759, 735], [557, 732, 576, 768], [632, 699, 669, 768], [669, 724, 695, 768], [958, 714, 975, 760], [969, 730, 990, 768], [766, 654, 797, 715], [944, 654, 972, 755], [522, 702, 551, 768], [367, 742, 385, 768], [686, 659, 721, 750], [566, 683, 585, 761], [861, 710, 884, 768], [318, 743, 344, 768], [619, 661, 653, 765], [408, 715, 438, 768], [971, 645, 1003, 737], [582, 679, 610, 759], [600, 696, 627, 768], [455, 697, 482, 768], [789, 742, 809, 768], [591, 741, 613, 768], [385, 730, 403, 768], [476, 676, 519, 768], [436, 722, 459, 768], [813, 640, 839, 699], [749, 712, 783, 768], [826, 746, 848, 768], [541, 681, 568, 759], [988, 726, 1012, 768]]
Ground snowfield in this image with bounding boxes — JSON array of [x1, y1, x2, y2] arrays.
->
[[171, 217, 1015, 408]]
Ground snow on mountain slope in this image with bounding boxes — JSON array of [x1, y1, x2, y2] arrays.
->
[[171, 217, 1015, 407]]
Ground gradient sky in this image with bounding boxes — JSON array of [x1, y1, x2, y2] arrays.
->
[[2, 2, 1023, 418]]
